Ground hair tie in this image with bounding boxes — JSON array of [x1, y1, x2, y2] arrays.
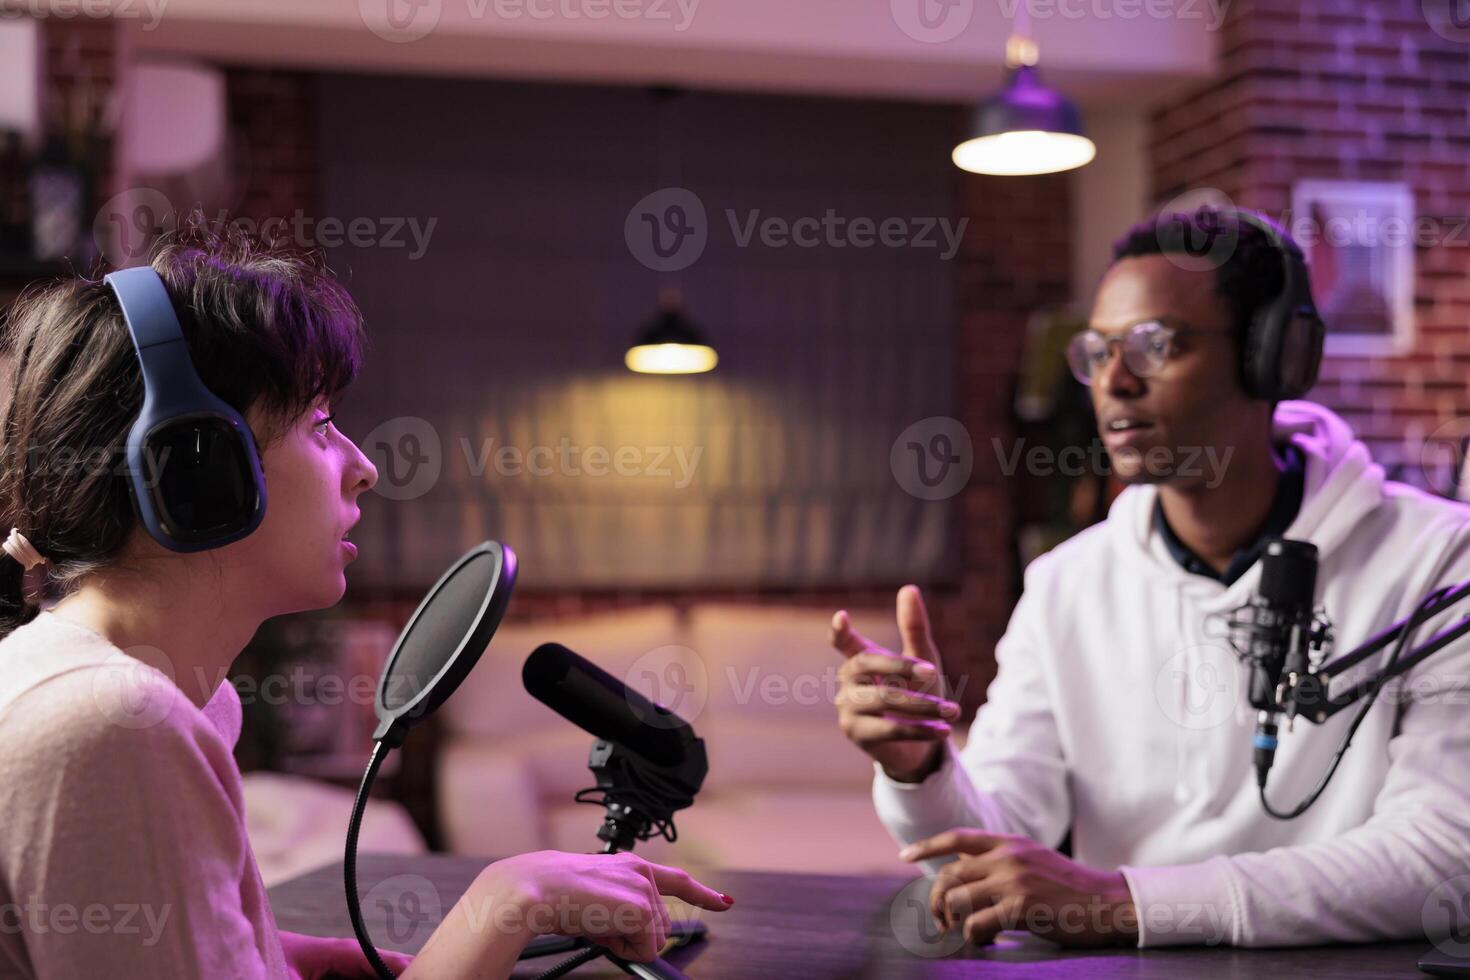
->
[[3, 528, 46, 571]]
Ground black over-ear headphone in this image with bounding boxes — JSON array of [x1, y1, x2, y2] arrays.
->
[[1225, 208, 1326, 402]]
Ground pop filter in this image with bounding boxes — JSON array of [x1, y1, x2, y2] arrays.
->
[[372, 539, 517, 748], [348, 539, 517, 980]]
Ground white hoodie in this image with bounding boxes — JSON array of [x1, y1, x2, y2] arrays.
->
[[873, 401, 1470, 947]]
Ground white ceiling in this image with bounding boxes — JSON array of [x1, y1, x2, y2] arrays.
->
[[115, 0, 1219, 106]]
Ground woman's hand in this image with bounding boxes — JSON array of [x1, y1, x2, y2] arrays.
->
[[475, 850, 735, 963], [279, 930, 414, 979], [400, 851, 734, 978]]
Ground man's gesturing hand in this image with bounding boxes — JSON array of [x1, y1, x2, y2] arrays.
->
[[831, 585, 959, 783], [899, 829, 1139, 948]]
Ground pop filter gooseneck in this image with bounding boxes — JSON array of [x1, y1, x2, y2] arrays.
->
[[345, 540, 518, 980]]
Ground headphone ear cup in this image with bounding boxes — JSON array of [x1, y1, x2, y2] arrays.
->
[[1275, 312, 1325, 399], [1240, 307, 1273, 401], [1221, 208, 1325, 403], [1241, 309, 1323, 402]]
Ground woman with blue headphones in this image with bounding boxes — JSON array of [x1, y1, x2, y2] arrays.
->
[[0, 227, 732, 978]]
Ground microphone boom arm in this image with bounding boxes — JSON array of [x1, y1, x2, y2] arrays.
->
[[1284, 577, 1470, 724]]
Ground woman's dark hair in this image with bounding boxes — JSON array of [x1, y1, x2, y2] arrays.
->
[[0, 222, 368, 638]]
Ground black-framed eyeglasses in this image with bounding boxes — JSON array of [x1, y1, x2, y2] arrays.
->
[[1066, 319, 1227, 385]]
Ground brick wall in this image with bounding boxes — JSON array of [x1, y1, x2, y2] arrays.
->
[[41, 16, 117, 211], [935, 170, 1074, 708], [8, 20, 316, 266], [222, 68, 319, 227], [1149, 0, 1470, 477], [23, 17, 116, 276]]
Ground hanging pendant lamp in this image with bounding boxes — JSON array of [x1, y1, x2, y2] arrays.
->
[[624, 88, 719, 375], [625, 287, 718, 375], [952, 35, 1096, 176]]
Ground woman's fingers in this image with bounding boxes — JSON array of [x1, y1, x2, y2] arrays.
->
[[598, 932, 650, 963], [590, 913, 657, 963], [376, 947, 415, 975], [631, 915, 660, 963], [627, 886, 666, 964], [646, 880, 670, 956], [587, 858, 722, 963], [644, 862, 735, 911]]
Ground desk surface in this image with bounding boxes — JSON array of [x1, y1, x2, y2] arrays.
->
[[269, 853, 1437, 979]]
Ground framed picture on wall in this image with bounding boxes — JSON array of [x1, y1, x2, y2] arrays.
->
[[1289, 179, 1415, 356]]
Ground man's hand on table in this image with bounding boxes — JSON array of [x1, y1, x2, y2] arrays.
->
[[899, 829, 1139, 948]]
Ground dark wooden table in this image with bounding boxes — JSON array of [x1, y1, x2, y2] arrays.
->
[[269, 853, 1439, 978]]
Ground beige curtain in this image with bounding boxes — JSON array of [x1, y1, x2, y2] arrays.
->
[[320, 75, 961, 590]]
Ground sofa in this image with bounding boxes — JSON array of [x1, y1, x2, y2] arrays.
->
[[242, 771, 427, 888], [435, 602, 924, 876]]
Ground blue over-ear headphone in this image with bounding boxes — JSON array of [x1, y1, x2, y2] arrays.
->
[[103, 266, 268, 553]]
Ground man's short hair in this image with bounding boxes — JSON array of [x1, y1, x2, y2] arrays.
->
[[1109, 206, 1292, 346]]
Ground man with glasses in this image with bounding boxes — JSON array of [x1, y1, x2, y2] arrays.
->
[[831, 207, 1470, 949]]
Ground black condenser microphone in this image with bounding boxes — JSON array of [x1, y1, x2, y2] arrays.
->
[[522, 642, 694, 768], [1236, 539, 1320, 786]]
